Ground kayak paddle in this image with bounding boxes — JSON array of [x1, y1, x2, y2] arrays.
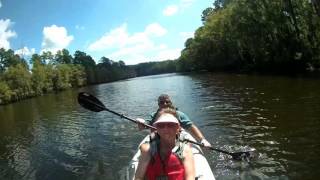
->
[[77, 92, 156, 130], [78, 92, 255, 160], [181, 138, 255, 160]]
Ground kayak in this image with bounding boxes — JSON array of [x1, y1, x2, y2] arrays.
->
[[124, 131, 215, 180]]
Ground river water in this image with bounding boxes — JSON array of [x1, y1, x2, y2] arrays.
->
[[1, 73, 319, 180]]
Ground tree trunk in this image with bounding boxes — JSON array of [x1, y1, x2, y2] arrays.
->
[[285, 0, 301, 38], [311, 0, 320, 17]]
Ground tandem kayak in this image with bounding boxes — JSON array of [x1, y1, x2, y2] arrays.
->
[[124, 131, 215, 180]]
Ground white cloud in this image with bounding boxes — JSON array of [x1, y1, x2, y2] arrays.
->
[[88, 23, 167, 52], [0, 19, 17, 49], [154, 48, 181, 61], [88, 23, 128, 51], [0, 1, 2, 8], [163, 5, 178, 16], [88, 23, 172, 64], [107, 36, 156, 65], [15, 47, 36, 57], [162, 0, 195, 17], [180, 0, 195, 8], [41, 25, 73, 53], [159, 44, 167, 50], [108, 44, 180, 64], [145, 23, 167, 36], [109, 40, 153, 58]]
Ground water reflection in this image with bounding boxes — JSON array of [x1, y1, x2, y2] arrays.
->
[[1, 73, 320, 179]]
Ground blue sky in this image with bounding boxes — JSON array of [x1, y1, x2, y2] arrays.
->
[[0, 0, 213, 65]]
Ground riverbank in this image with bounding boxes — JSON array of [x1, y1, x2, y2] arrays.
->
[[2, 69, 320, 106]]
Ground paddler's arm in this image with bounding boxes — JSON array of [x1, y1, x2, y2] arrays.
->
[[136, 118, 147, 131], [183, 144, 195, 180], [187, 124, 211, 147], [136, 112, 155, 131], [178, 111, 211, 147], [134, 143, 151, 180]]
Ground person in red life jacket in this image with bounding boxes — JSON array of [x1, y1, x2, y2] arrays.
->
[[135, 109, 195, 180], [137, 94, 212, 148]]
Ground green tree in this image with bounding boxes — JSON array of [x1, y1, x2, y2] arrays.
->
[[201, 7, 214, 24], [44, 64, 55, 92], [0, 48, 22, 73], [73, 51, 96, 84], [30, 53, 42, 65], [0, 81, 12, 104], [70, 64, 86, 87], [52, 64, 72, 90], [31, 54, 47, 95], [41, 51, 54, 64], [100, 56, 113, 66], [73, 50, 96, 67], [3, 64, 33, 101], [119, 60, 125, 67], [179, 0, 320, 73], [55, 49, 73, 64]]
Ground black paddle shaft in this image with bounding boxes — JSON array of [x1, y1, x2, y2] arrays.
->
[[78, 92, 253, 160], [182, 138, 253, 160], [78, 92, 156, 130]]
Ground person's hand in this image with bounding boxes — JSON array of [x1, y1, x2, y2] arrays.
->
[[136, 118, 146, 131], [200, 138, 212, 147]]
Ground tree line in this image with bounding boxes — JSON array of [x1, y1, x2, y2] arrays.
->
[[0, 45, 181, 105], [178, 0, 320, 73], [1, 0, 320, 104], [0, 48, 137, 105], [129, 0, 320, 75]]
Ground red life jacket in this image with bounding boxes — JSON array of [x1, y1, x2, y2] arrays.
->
[[146, 151, 185, 180]]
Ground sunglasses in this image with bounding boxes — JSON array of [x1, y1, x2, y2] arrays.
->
[[158, 100, 172, 105], [155, 123, 178, 129]]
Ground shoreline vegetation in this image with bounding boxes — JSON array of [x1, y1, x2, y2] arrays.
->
[[1, 0, 320, 105]]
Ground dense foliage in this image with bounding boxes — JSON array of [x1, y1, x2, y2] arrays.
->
[[131, 60, 177, 76], [0, 48, 135, 105], [178, 0, 320, 73], [1, 0, 320, 104]]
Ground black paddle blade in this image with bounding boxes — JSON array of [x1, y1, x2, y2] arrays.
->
[[231, 150, 255, 161], [78, 92, 107, 112]]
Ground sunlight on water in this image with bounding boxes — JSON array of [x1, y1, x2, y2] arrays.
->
[[1, 73, 320, 179]]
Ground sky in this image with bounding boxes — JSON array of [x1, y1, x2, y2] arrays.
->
[[0, 0, 213, 65]]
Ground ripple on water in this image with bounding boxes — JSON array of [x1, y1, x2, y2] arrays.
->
[[2, 73, 320, 180]]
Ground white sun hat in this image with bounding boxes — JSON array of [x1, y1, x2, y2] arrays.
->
[[153, 113, 179, 125]]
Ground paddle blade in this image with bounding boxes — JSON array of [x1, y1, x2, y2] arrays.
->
[[231, 150, 255, 161], [78, 92, 107, 112]]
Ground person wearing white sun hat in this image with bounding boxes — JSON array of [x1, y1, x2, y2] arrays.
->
[[135, 108, 195, 180], [137, 94, 212, 148], [153, 113, 179, 124]]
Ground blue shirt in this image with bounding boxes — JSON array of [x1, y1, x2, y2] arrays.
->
[[147, 110, 193, 129]]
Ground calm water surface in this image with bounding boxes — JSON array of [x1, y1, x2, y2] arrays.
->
[[1, 73, 320, 180]]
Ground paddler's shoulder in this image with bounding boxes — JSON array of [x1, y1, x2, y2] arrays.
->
[[140, 142, 151, 153]]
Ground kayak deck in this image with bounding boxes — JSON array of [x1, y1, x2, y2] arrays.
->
[[124, 131, 215, 180]]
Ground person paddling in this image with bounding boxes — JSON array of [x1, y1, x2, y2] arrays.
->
[[135, 109, 195, 180], [137, 94, 212, 147]]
